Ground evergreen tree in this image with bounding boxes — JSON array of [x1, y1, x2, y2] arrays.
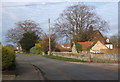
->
[[19, 32, 39, 53]]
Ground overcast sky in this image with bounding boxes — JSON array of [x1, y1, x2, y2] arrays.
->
[[1, 0, 118, 45]]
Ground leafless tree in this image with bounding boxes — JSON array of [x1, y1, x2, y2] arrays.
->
[[53, 3, 108, 42], [38, 33, 57, 54], [109, 34, 118, 48], [6, 20, 42, 45]]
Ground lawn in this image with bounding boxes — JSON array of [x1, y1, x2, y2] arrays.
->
[[43, 55, 87, 62]]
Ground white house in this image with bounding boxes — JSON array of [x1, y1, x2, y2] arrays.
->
[[105, 38, 113, 49]]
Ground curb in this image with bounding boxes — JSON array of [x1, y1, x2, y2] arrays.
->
[[32, 65, 48, 80]]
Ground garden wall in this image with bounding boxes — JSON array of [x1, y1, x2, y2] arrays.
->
[[52, 52, 118, 63], [100, 48, 118, 54]]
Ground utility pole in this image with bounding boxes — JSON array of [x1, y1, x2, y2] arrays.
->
[[48, 18, 51, 55]]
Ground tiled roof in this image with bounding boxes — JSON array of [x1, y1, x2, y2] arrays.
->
[[56, 43, 71, 51], [62, 44, 71, 47], [77, 41, 94, 50]]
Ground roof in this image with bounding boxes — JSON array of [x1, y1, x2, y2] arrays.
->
[[92, 30, 106, 44], [77, 41, 94, 50], [62, 44, 71, 48], [56, 43, 71, 51]]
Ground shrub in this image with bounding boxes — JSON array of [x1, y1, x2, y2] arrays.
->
[[2, 46, 15, 70], [75, 42, 82, 53], [30, 44, 42, 54]]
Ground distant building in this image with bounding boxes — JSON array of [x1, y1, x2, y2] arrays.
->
[[55, 43, 71, 52], [105, 38, 113, 49], [57, 25, 113, 53], [90, 41, 108, 53], [72, 41, 109, 53], [89, 25, 106, 44]]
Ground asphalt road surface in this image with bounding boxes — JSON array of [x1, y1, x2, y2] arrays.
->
[[16, 54, 118, 80]]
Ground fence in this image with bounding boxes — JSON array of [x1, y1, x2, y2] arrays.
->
[[52, 52, 119, 63]]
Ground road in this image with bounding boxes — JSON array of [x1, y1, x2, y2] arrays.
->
[[16, 54, 118, 80]]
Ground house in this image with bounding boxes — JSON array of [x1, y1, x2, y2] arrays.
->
[[72, 41, 108, 53], [77, 41, 94, 50], [72, 26, 114, 53], [55, 43, 71, 52], [105, 38, 113, 49], [90, 41, 108, 53], [57, 26, 113, 53], [89, 25, 106, 44], [90, 25, 113, 49]]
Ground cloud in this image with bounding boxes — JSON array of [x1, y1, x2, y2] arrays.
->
[[1, 0, 119, 2], [95, 2, 118, 36], [1, 2, 70, 45], [1, 2, 118, 45]]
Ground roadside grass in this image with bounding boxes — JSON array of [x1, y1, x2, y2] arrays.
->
[[43, 55, 87, 62]]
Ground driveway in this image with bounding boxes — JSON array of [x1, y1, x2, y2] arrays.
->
[[16, 54, 118, 80]]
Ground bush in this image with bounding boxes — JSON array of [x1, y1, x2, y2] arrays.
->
[[30, 44, 42, 54], [75, 42, 82, 52], [2, 46, 15, 70]]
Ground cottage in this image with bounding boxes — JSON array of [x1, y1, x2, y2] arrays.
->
[[71, 25, 113, 53], [73, 41, 95, 53], [90, 41, 108, 53], [89, 25, 106, 44], [105, 38, 113, 49], [56, 43, 71, 52], [72, 40, 112, 53]]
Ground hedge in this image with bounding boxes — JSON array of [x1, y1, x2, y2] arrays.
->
[[2, 46, 15, 70], [75, 42, 82, 53]]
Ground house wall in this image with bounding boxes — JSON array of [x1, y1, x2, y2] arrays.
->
[[72, 43, 77, 53], [91, 41, 108, 52], [105, 44, 113, 49]]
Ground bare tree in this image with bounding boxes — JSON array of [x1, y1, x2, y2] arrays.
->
[[6, 20, 42, 45], [109, 34, 118, 48], [53, 3, 108, 42], [38, 33, 57, 54]]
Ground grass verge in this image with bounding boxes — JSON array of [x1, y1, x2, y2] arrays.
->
[[43, 55, 87, 62]]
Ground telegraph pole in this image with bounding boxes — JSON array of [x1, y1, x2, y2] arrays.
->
[[48, 18, 51, 55]]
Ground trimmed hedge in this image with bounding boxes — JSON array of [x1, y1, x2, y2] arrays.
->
[[2, 46, 15, 70]]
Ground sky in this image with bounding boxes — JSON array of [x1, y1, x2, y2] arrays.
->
[[1, 0, 119, 45]]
